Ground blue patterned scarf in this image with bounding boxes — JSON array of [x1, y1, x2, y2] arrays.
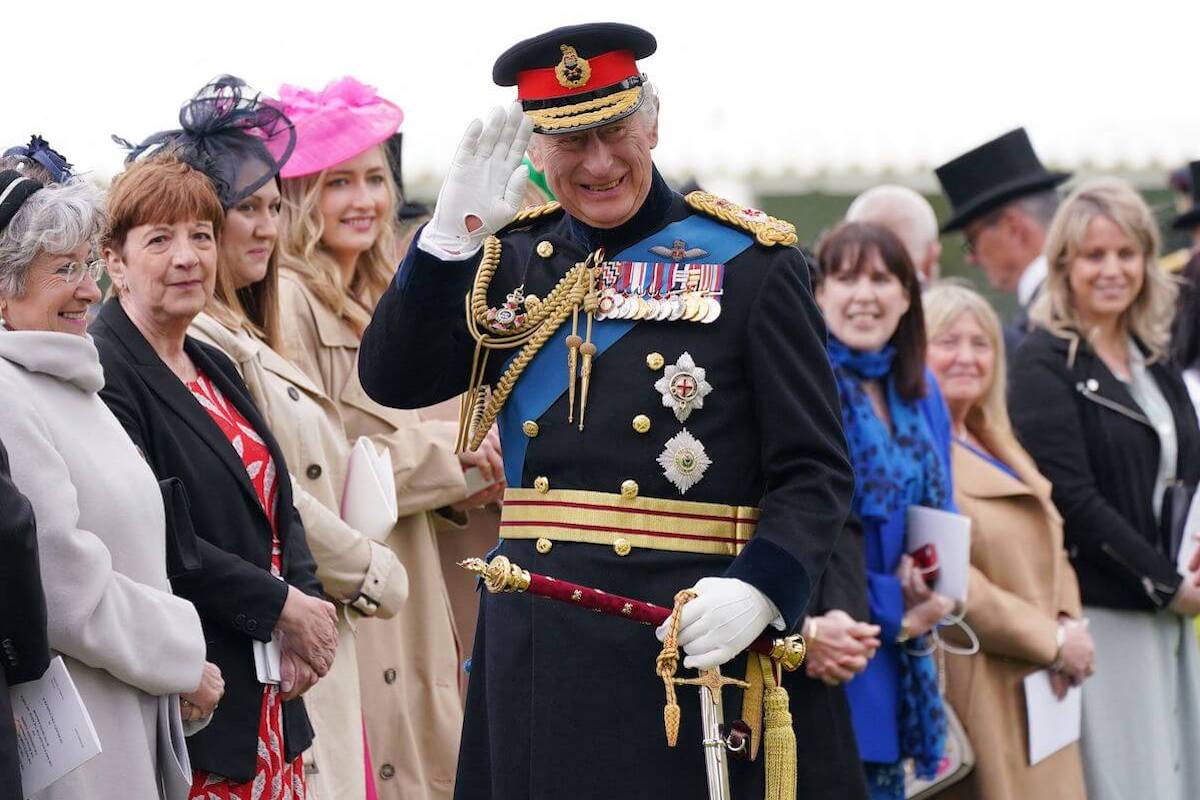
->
[[827, 336, 948, 779]]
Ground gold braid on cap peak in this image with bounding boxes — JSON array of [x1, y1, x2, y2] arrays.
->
[[525, 87, 643, 132], [685, 190, 799, 247]]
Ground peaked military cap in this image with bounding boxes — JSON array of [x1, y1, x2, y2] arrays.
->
[[935, 127, 1070, 233], [493, 22, 657, 134]]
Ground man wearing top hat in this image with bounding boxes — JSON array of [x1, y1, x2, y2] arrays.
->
[[359, 21, 862, 800], [935, 128, 1070, 355]]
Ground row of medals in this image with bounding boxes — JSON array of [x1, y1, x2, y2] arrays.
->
[[594, 284, 723, 324]]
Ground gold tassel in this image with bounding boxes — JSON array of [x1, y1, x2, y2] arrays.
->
[[761, 656, 796, 800], [743, 654, 766, 761], [566, 307, 581, 423]]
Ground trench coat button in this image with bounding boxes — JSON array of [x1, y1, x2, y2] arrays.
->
[[646, 352, 665, 370], [379, 763, 395, 780], [246, 619, 258, 632], [235, 613, 246, 627], [632, 414, 651, 434], [384, 668, 397, 684], [534, 476, 550, 494], [1086, 379, 1099, 392], [523, 420, 540, 438], [620, 480, 639, 500], [613, 537, 632, 557], [536, 537, 553, 554], [537, 240, 554, 258], [306, 464, 322, 480], [287, 386, 300, 401]]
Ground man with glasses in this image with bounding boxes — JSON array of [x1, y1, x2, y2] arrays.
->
[[935, 128, 1070, 354]]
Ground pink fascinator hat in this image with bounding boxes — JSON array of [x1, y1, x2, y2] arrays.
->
[[271, 76, 402, 178]]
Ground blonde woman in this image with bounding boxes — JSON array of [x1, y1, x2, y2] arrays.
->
[[1010, 177, 1200, 800], [271, 77, 503, 800], [924, 282, 1091, 799]]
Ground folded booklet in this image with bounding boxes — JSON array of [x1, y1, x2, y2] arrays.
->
[[253, 632, 282, 686], [1024, 669, 1082, 765], [11, 656, 102, 798], [906, 505, 972, 605], [341, 436, 398, 542]]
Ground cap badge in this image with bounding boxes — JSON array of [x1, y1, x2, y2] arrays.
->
[[649, 239, 709, 263], [555, 45, 592, 89]]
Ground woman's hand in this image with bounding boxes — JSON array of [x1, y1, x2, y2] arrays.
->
[[901, 593, 955, 639], [279, 645, 320, 702], [897, 554, 933, 609], [1170, 580, 1200, 616], [453, 426, 506, 511], [180, 661, 224, 721], [804, 610, 881, 685], [1055, 618, 1095, 685], [275, 586, 338, 676]]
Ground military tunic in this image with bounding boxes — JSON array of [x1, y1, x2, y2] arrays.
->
[[359, 170, 861, 798]]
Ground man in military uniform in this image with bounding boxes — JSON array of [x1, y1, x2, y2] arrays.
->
[[359, 23, 860, 799]]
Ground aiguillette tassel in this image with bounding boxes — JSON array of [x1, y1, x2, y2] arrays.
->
[[566, 306, 581, 423], [578, 312, 596, 431]]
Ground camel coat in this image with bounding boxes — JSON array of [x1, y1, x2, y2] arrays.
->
[[277, 271, 470, 800], [941, 432, 1087, 800], [189, 313, 410, 800], [0, 331, 205, 800]]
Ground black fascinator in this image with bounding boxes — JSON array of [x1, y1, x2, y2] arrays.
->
[[114, 75, 295, 208], [3, 135, 73, 184]]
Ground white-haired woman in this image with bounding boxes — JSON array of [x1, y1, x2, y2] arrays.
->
[[1009, 177, 1200, 800], [924, 281, 1091, 800], [0, 170, 217, 800]]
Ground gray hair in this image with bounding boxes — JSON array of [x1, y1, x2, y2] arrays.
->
[[1011, 189, 1060, 228], [0, 180, 105, 298]]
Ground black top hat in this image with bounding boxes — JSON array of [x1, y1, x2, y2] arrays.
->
[[935, 128, 1070, 233], [1172, 161, 1200, 231]]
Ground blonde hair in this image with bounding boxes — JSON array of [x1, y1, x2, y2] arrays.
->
[[1030, 176, 1177, 360], [924, 279, 1048, 483], [924, 280, 1009, 435], [276, 143, 398, 336]]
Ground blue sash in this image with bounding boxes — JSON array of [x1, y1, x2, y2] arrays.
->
[[498, 213, 753, 485]]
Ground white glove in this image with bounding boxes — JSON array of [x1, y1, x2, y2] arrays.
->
[[419, 103, 533, 258], [655, 577, 783, 670]]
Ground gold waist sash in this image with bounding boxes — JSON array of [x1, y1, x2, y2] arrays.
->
[[499, 488, 759, 557]]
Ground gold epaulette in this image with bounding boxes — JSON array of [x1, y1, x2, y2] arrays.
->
[[501, 201, 563, 231], [1161, 247, 1191, 274], [685, 190, 799, 247]]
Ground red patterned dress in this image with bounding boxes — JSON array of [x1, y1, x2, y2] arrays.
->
[[186, 371, 306, 800]]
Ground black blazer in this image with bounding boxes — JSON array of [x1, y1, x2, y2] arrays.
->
[[0, 438, 50, 798], [90, 299, 324, 782], [1010, 328, 1200, 610]]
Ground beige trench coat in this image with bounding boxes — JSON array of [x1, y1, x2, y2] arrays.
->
[[189, 313, 409, 800], [941, 431, 1087, 800], [277, 272, 470, 800]]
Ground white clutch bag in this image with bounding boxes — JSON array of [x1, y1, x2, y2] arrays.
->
[[341, 436, 398, 542]]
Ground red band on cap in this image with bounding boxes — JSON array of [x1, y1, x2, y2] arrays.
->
[[517, 50, 638, 101]]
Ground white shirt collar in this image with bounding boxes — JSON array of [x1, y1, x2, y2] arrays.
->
[[1017, 254, 1048, 308]]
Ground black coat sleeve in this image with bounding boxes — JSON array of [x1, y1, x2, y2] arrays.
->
[[96, 356, 289, 641], [724, 248, 854, 629], [359, 230, 484, 409], [1009, 342, 1181, 607], [0, 440, 50, 684], [805, 514, 869, 623]]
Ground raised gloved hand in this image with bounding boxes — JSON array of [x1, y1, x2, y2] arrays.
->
[[655, 577, 782, 670], [420, 103, 533, 257]]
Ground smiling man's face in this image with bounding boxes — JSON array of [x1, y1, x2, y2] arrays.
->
[[532, 112, 658, 229]]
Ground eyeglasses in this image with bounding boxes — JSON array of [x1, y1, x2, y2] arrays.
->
[[55, 259, 106, 284]]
